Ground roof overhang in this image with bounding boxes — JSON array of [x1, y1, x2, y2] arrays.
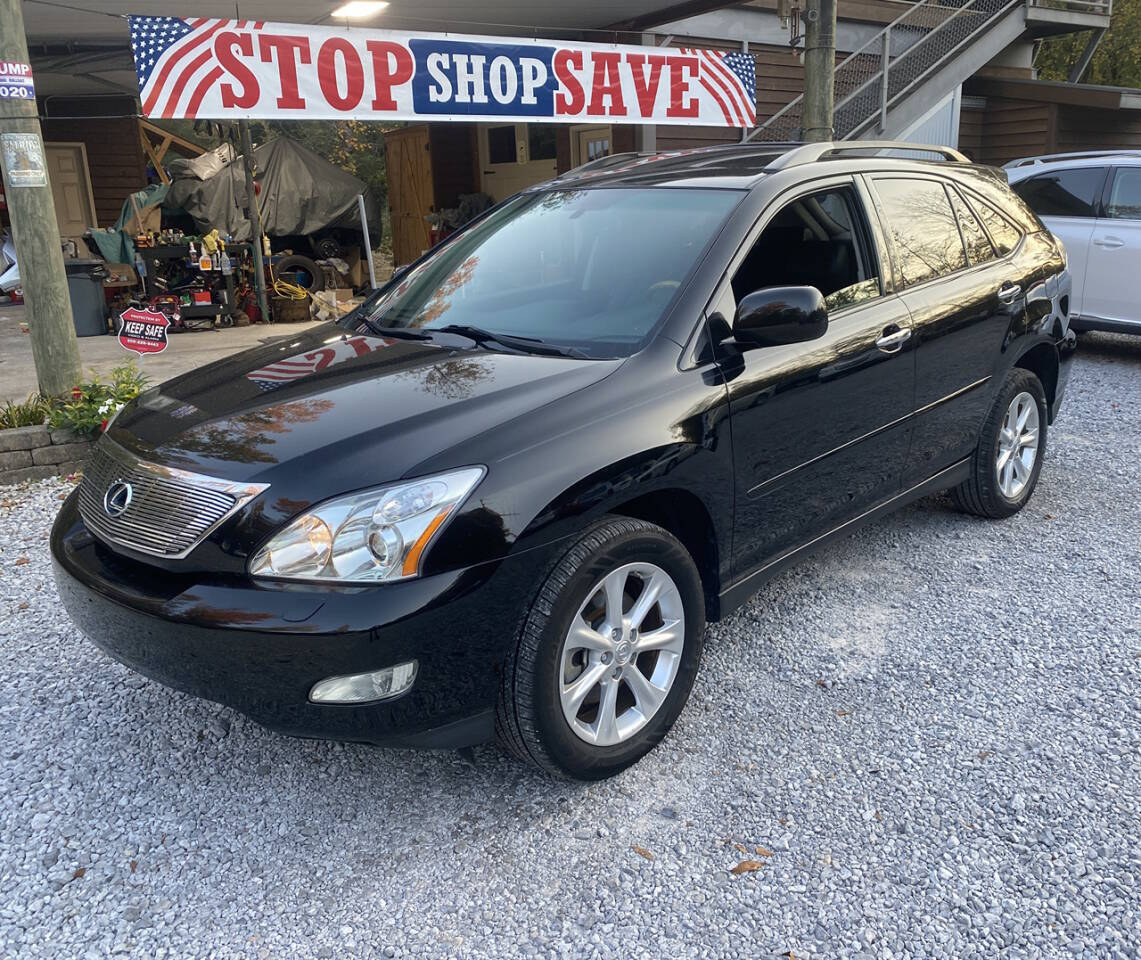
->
[[965, 76, 1141, 112]]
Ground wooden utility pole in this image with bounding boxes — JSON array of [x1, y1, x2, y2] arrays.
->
[[238, 120, 272, 325], [801, 0, 838, 143], [0, 0, 81, 396]]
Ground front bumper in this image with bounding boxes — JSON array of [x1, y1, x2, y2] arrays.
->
[[51, 492, 561, 748]]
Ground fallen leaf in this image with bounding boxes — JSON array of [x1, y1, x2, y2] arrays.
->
[[631, 845, 654, 861], [835, 709, 851, 717], [733, 842, 748, 854], [129, 861, 137, 873], [1044, 513, 1055, 520], [730, 860, 764, 875], [15, 557, 30, 566], [874, 810, 883, 822], [17, 602, 29, 610], [754, 846, 773, 857], [72, 868, 86, 880], [783, 952, 798, 960]]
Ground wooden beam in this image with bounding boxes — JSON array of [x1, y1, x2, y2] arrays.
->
[[139, 122, 170, 184], [138, 118, 205, 157]]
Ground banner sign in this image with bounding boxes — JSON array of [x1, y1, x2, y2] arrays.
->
[[128, 17, 757, 128], [117, 307, 171, 356], [0, 62, 35, 101]]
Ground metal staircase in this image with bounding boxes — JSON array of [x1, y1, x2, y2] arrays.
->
[[749, 0, 1032, 143]]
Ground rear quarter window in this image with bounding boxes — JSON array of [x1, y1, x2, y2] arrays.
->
[[954, 168, 1044, 235]]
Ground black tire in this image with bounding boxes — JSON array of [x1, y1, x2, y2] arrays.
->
[[274, 254, 325, 292], [496, 518, 705, 781], [951, 367, 1048, 518], [311, 234, 342, 260]]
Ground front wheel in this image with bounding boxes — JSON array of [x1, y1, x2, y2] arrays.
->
[[952, 368, 1047, 518], [496, 518, 705, 780]]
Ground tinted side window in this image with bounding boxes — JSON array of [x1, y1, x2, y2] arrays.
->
[[948, 187, 995, 266], [969, 196, 1022, 256], [730, 186, 881, 312], [1105, 168, 1141, 220], [874, 178, 967, 288], [1012, 168, 1105, 218]]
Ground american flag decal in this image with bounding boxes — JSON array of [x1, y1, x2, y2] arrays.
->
[[129, 16, 264, 119], [681, 48, 757, 128]]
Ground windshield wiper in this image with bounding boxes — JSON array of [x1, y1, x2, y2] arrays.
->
[[358, 321, 433, 341], [432, 324, 590, 359]]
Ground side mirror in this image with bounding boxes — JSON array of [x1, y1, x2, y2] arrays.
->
[[733, 286, 828, 347]]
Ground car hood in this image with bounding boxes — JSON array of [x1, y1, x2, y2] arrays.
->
[[111, 324, 621, 493]]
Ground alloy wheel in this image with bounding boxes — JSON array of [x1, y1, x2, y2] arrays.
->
[[558, 562, 686, 747], [996, 390, 1040, 500]]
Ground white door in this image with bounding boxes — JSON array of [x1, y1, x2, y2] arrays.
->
[[478, 123, 557, 202], [574, 126, 612, 165], [45, 143, 98, 247], [1013, 165, 1107, 320], [1082, 166, 1141, 328]]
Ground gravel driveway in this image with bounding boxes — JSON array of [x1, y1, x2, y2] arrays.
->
[[2, 334, 1139, 959]]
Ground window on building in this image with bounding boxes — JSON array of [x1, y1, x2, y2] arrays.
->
[[873, 178, 967, 288], [487, 125, 517, 165], [528, 125, 557, 162]]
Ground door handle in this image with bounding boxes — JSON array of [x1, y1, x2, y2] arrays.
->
[[1093, 236, 1124, 248], [875, 325, 911, 353], [997, 282, 1022, 304]]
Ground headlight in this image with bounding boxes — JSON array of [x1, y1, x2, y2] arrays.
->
[[249, 467, 484, 583]]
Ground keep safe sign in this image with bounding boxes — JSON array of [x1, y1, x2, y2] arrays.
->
[[128, 17, 756, 128], [117, 307, 171, 356]]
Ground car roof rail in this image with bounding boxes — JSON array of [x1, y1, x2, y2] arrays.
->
[[556, 151, 653, 179], [768, 140, 970, 170], [1004, 149, 1141, 168]]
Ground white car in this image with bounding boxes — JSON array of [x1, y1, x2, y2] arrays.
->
[[1006, 151, 1141, 335]]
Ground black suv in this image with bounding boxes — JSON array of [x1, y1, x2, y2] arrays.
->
[[52, 141, 1075, 780]]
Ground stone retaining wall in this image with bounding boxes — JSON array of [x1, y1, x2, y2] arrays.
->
[[0, 426, 93, 486]]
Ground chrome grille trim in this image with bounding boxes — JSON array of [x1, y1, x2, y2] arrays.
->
[[77, 438, 269, 559]]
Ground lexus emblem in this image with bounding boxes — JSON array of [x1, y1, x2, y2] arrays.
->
[[103, 480, 134, 518]]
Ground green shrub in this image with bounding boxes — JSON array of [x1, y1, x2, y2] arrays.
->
[[0, 394, 53, 430], [49, 364, 148, 437]]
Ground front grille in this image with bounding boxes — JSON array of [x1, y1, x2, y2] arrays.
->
[[77, 439, 268, 559]]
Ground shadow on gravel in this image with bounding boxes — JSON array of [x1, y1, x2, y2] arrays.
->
[[1073, 330, 1141, 364]]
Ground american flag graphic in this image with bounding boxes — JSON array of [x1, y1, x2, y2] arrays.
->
[[682, 48, 757, 128], [246, 336, 397, 392], [129, 16, 264, 119]]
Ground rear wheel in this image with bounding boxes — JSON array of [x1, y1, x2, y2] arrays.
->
[[496, 518, 705, 780], [951, 368, 1047, 518]]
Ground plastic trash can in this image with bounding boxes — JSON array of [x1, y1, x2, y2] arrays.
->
[[64, 258, 109, 337]]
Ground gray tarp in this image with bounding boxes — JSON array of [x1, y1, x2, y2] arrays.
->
[[165, 137, 381, 242]]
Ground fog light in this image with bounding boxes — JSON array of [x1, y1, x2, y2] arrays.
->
[[309, 661, 417, 704]]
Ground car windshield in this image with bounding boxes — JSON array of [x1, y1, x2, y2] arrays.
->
[[348, 187, 743, 359]]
